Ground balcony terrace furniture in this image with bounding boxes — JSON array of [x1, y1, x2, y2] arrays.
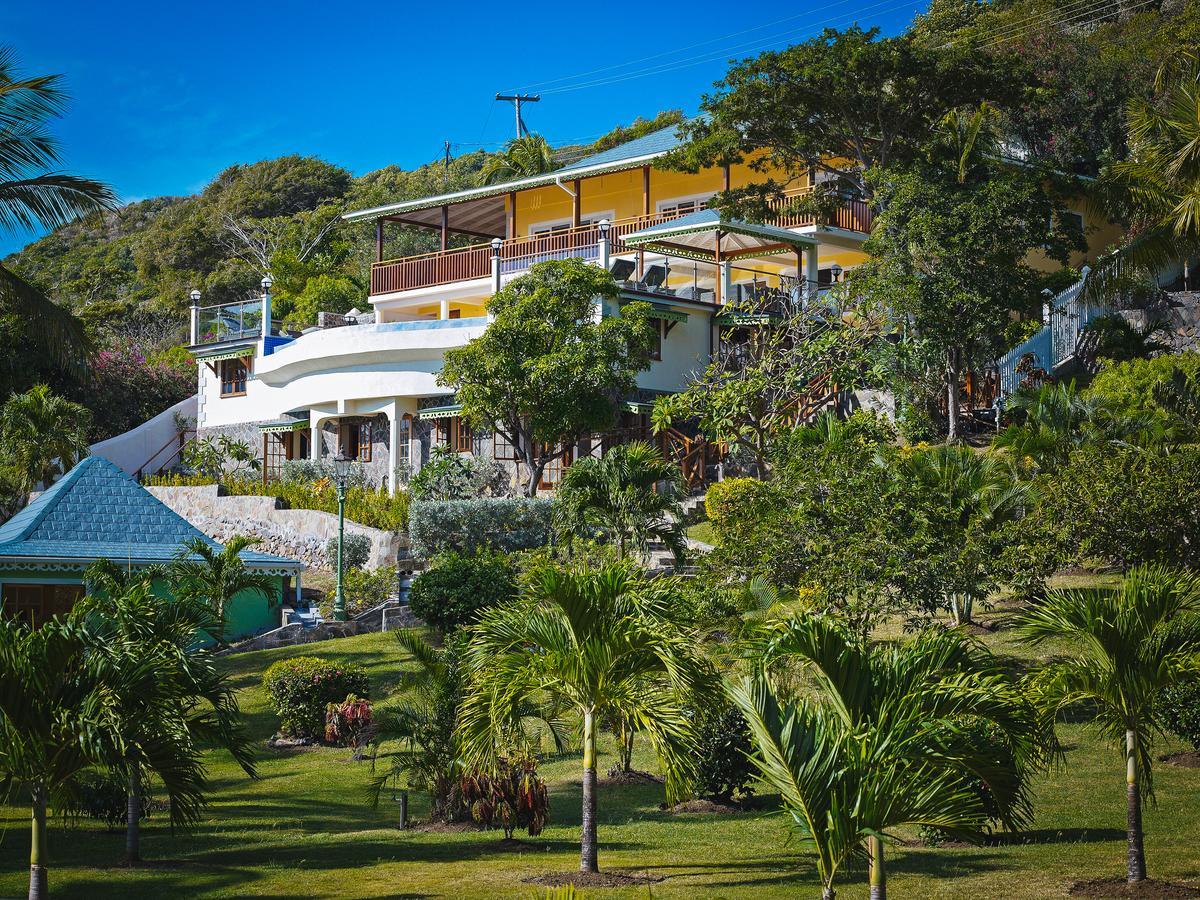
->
[[642, 265, 668, 291], [610, 258, 636, 282]]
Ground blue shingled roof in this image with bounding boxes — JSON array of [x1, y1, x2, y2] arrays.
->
[[557, 124, 686, 173], [0, 457, 300, 570]]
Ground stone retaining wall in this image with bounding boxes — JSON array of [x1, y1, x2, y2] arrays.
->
[[220, 604, 422, 654], [148, 484, 406, 570]]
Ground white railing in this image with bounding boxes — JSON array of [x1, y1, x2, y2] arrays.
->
[[997, 266, 1095, 398]]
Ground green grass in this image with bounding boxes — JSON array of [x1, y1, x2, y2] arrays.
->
[[1, 627, 1198, 898], [686, 521, 716, 546]]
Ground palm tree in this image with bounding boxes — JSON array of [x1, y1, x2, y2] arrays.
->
[[79, 561, 256, 863], [0, 47, 116, 379], [732, 615, 1049, 900], [553, 441, 686, 565], [479, 134, 556, 185], [459, 561, 716, 873], [992, 381, 1101, 469], [168, 535, 279, 642], [1087, 54, 1200, 299], [0, 384, 92, 491], [889, 445, 1030, 625], [1012, 565, 1200, 885], [0, 617, 123, 900]]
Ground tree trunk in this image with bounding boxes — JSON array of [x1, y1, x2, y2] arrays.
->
[[126, 767, 141, 864], [821, 888, 836, 900], [946, 349, 961, 443], [868, 835, 886, 900], [29, 781, 47, 900], [581, 709, 600, 873], [1126, 730, 1147, 883], [620, 721, 634, 773]]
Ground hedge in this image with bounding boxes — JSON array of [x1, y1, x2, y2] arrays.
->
[[409, 497, 553, 557], [263, 656, 370, 739], [408, 551, 518, 633]]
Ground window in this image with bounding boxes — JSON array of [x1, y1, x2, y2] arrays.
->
[[264, 433, 291, 476], [657, 195, 712, 217], [529, 213, 613, 237], [339, 420, 373, 462], [649, 319, 664, 361], [1058, 211, 1085, 237], [1, 582, 84, 628], [538, 445, 573, 489], [432, 416, 471, 452], [297, 431, 310, 460], [396, 415, 412, 469], [219, 358, 248, 397], [493, 430, 519, 461]]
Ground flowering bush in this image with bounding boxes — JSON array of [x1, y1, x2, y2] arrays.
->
[[74, 349, 194, 443], [324, 694, 374, 750], [460, 752, 549, 839], [263, 656, 370, 739]]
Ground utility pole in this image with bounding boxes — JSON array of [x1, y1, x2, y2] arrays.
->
[[495, 93, 540, 139], [443, 140, 451, 186]]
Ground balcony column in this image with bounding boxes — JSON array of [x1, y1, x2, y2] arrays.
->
[[439, 298, 451, 320], [491, 237, 502, 301], [572, 179, 581, 228], [387, 401, 401, 497], [375, 219, 384, 262], [713, 231, 724, 306], [259, 275, 274, 357], [805, 243, 819, 303], [188, 289, 201, 345], [439, 206, 449, 252], [309, 416, 323, 461]]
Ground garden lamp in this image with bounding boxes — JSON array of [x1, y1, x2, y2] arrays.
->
[[830, 263, 842, 283], [189, 288, 202, 303]]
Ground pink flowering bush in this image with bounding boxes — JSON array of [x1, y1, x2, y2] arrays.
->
[[75, 349, 194, 442]]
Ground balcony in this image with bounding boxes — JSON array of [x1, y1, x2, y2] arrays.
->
[[194, 299, 294, 347], [369, 193, 873, 296]]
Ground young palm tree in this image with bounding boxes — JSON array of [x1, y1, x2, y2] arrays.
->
[[78, 561, 256, 863], [0, 617, 123, 900], [479, 134, 556, 185], [1013, 565, 1200, 884], [890, 445, 1030, 625], [168, 535, 279, 642], [732, 615, 1050, 900], [992, 381, 1101, 469], [0, 47, 116, 378], [459, 562, 716, 874], [0, 384, 92, 491], [553, 441, 686, 565], [1088, 55, 1200, 298]]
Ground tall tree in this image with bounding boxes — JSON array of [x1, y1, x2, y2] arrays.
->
[[733, 615, 1049, 900], [440, 259, 655, 496], [661, 26, 1010, 216], [168, 536, 279, 642], [1013, 565, 1200, 885], [553, 441, 686, 564], [460, 562, 715, 874], [479, 134, 556, 185], [0, 47, 116, 391], [0, 384, 91, 491], [79, 561, 256, 863]]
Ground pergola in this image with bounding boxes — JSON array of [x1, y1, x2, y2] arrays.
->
[[621, 209, 819, 305]]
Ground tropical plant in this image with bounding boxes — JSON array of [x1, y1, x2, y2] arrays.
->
[[407, 446, 498, 500], [1160, 681, 1200, 751], [407, 551, 517, 634], [0, 384, 91, 491], [993, 381, 1103, 470], [1089, 54, 1200, 300], [1013, 565, 1200, 885], [408, 497, 555, 556], [168, 535, 279, 641], [183, 434, 260, 480], [0, 47, 116, 391], [76, 562, 256, 863], [459, 561, 716, 873], [459, 751, 550, 839], [731, 615, 1049, 900], [479, 134, 555, 185], [262, 656, 369, 740], [0, 616, 122, 900], [553, 441, 686, 564]]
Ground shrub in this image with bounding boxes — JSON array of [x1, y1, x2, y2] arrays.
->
[[278, 458, 370, 490], [1161, 682, 1200, 750], [326, 532, 371, 571], [62, 770, 148, 831], [408, 551, 517, 633], [408, 447, 499, 500], [1085, 351, 1200, 422], [459, 752, 549, 839], [263, 656, 370, 739], [339, 566, 399, 617], [692, 703, 756, 803], [409, 497, 553, 557], [223, 478, 410, 532], [324, 694, 373, 750]]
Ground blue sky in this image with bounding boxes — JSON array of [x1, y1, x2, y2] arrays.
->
[[0, 0, 928, 257]]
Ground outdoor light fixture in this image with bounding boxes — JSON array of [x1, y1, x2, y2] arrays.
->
[[331, 451, 354, 622], [490, 237, 503, 253], [597, 218, 611, 235], [830, 264, 843, 283], [189, 288, 202, 303], [261, 274, 274, 291]]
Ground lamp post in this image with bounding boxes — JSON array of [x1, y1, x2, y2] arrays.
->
[[260, 274, 274, 356], [189, 288, 202, 345], [332, 452, 353, 621]]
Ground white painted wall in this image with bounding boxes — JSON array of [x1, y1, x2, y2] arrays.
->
[[89, 395, 197, 476]]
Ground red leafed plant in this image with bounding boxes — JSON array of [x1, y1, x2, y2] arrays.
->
[[460, 752, 549, 839], [325, 694, 374, 751]]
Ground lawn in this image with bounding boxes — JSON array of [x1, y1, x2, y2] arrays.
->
[[1, 616, 1197, 899]]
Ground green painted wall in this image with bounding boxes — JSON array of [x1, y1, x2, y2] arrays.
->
[[0, 566, 286, 642]]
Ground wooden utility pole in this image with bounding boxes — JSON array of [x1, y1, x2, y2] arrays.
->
[[495, 93, 540, 139]]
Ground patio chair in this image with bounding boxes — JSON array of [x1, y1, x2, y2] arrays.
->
[[609, 258, 636, 282], [642, 265, 668, 290]]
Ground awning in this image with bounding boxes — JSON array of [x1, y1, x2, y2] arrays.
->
[[623, 400, 657, 414], [714, 311, 784, 327], [259, 416, 309, 434], [194, 346, 254, 364], [621, 300, 689, 323], [418, 404, 462, 421], [622, 208, 816, 263]]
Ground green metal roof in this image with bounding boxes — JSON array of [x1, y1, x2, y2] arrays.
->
[[417, 405, 462, 421]]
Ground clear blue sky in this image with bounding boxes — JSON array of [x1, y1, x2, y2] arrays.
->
[[0, 0, 928, 256]]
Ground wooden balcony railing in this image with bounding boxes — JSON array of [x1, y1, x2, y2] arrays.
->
[[369, 192, 874, 296]]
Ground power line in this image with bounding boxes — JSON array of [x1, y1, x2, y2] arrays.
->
[[943, 0, 1106, 47], [980, 0, 1155, 48]]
